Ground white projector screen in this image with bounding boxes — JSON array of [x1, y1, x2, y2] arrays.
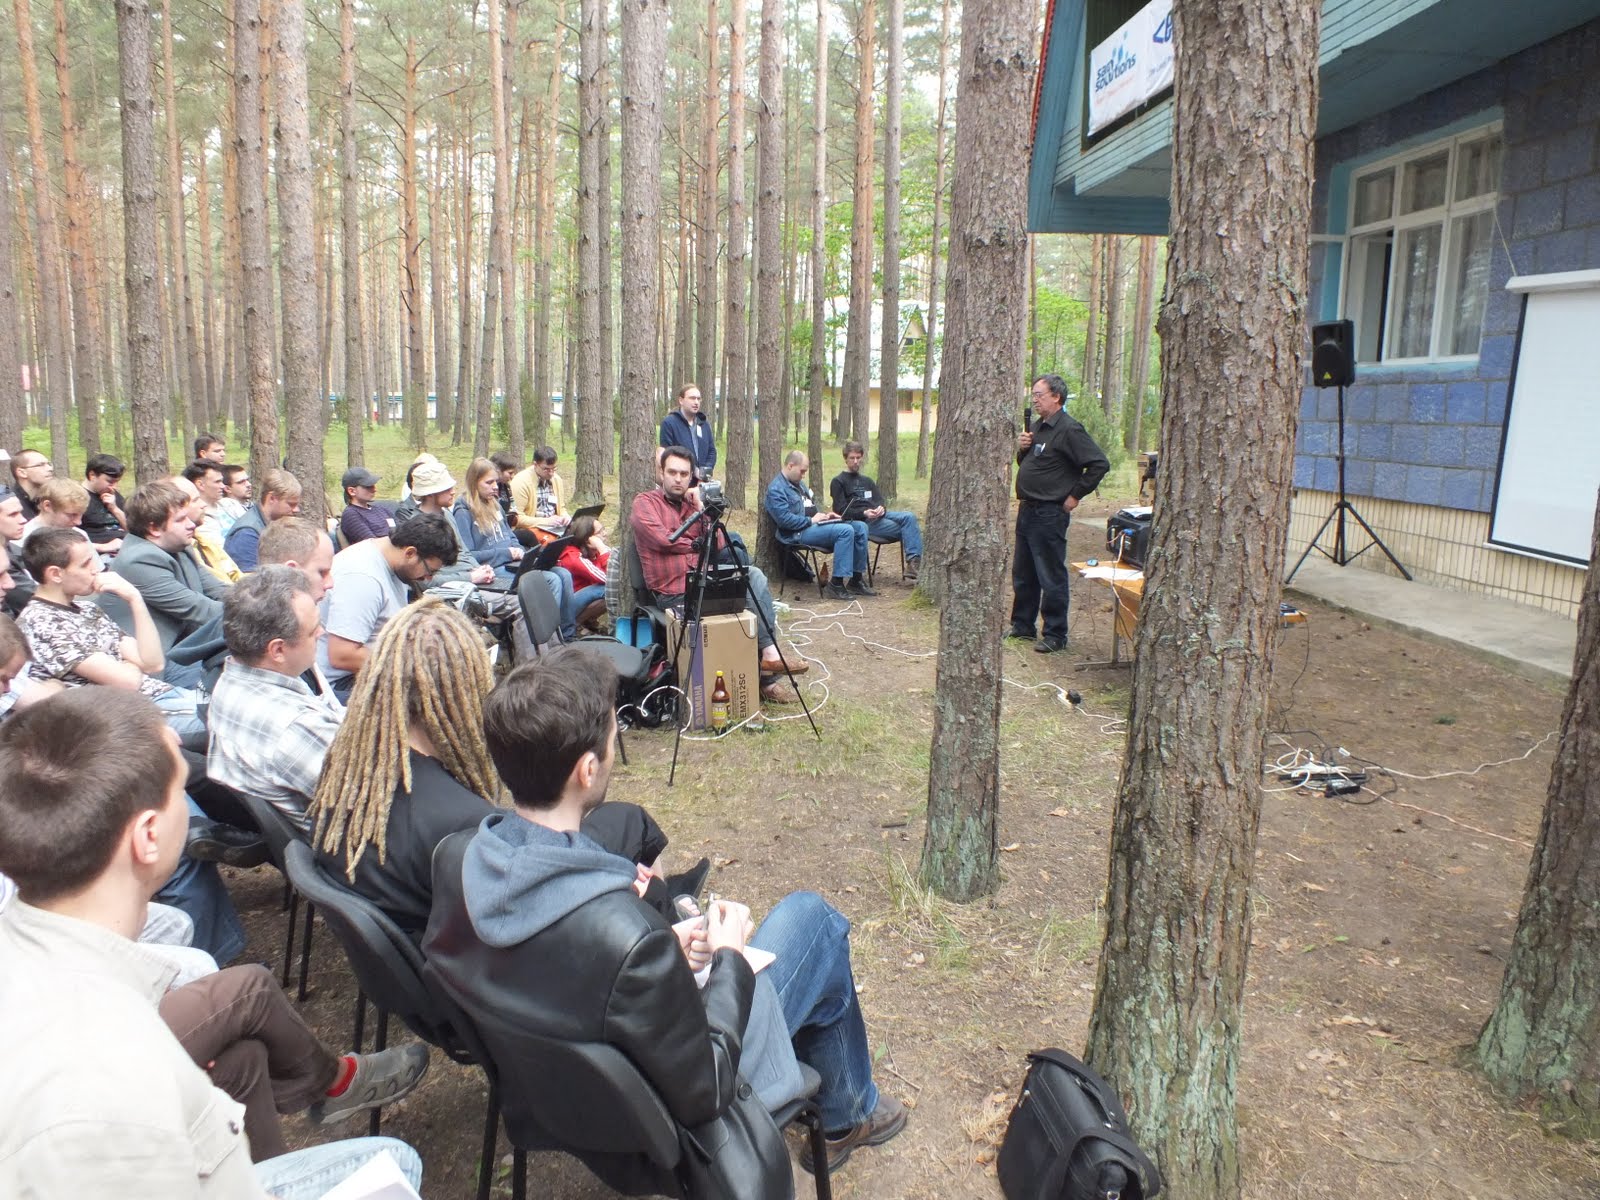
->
[[1488, 271, 1600, 566]]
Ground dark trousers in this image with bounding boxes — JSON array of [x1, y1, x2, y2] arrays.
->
[[159, 964, 342, 1160], [1011, 501, 1071, 643]]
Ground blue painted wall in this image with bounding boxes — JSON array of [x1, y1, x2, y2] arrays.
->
[[1297, 17, 1600, 512]]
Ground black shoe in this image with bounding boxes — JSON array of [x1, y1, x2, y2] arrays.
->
[[664, 857, 712, 901], [824, 581, 853, 601], [1034, 636, 1067, 654], [1005, 627, 1036, 642], [847, 576, 878, 597], [186, 819, 271, 869]]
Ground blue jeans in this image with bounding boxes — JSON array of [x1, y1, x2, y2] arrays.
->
[[1011, 501, 1071, 642], [547, 565, 579, 640], [787, 521, 868, 579], [254, 1136, 422, 1199], [156, 806, 247, 966], [867, 511, 923, 560], [573, 582, 606, 612], [156, 685, 208, 742], [750, 891, 879, 1133]]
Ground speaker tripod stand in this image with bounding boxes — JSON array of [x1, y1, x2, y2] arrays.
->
[[1286, 383, 1412, 583]]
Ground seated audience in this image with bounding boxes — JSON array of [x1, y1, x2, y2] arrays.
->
[[765, 450, 875, 601], [453, 456, 527, 579], [0, 488, 32, 615], [830, 440, 923, 582], [311, 599, 684, 942], [194, 431, 228, 464], [112, 480, 229, 655], [180, 463, 244, 583], [557, 512, 611, 630], [397, 462, 496, 587], [398, 452, 437, 503], [17, 527, 205, 740], [510, 445, 571, 539], [8, 448, 51, 519], [81, 453, 128, 552], [425, 650, 905, 1180], [318, 513, 458, 697], [162, 964, 430, 1159], [488, 450, 538, 546], [0, 606, 54, 721], [634, 447, 807, 703], [19, 477, 93, 545], [259, 514, 336, 601], [225, 468, 303, 572], [338, 466, 391, 545], [0, 683, 423, 1194], [217, 463, 251, 536], [209, 568, 344, 832]]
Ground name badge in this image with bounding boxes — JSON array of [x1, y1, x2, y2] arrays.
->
[[864, 490, 873, 499]]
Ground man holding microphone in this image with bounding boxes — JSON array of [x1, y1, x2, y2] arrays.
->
[[1011, 374, 1109, 654]]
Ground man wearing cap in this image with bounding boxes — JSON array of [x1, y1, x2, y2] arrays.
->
[[338, 467, 392, 546]]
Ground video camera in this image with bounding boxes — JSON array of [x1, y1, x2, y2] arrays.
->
[[699, 478, 728, 519]]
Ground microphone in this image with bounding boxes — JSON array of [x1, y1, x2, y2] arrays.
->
[[667, 507, 709, 543], [1022, 405, 1032, 434]]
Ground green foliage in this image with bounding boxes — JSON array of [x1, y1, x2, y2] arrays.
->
[[1067, 396, 1128, 471]]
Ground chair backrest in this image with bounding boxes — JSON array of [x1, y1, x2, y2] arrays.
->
[[282, 841, 491, 1067], [626, 540, 649, 597], [233, 788, 309, 873], [515, 569, 563, 650]]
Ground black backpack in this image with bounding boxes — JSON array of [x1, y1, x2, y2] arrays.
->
[[998, 1049, 1162, 1200]]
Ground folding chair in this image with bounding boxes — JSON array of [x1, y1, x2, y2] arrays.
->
[[867, 533, 907, 588], [233, 790, 317, 1002]]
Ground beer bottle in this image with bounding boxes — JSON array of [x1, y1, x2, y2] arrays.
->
[[710, 670, 730, 732]]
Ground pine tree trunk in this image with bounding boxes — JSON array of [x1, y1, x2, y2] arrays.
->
[[14, 0, 74, 471], [721, 0, 751, 507], [221, 36, 246, 431], [429, 141, 453, 449], [474, 0, 510, 459], [752, 0, 783, 573], [158, 0, 204, 441], [338, 0, 366, 466], [1126, 235, 1159, 454], [672, 96, 692, 398], [843, 0, 876, 446], [875, 0, 903, 498], [1100, 235, 1126, 424], [53, 0, 104, 456], [195, 148, 220, 427], [0, 118, 24, 453], [598, 68, 616, 476], [805, 0, 827, 474], [916, 0, 951, 480], [1083, 3, 1319, 1194], [918, 0, 1035, 902], [532, 6, 566, 450], [235, 0, 279, 486], [618, 0, 667, 615], [453, 118, 474, 446], [272, 0, 324, 520], [501, 9, 524, 463], [115, 0, 170, 483], [1475, 489, 1600, 1127], [1081, 233, 1102, 401], [572, 0, 605, 505], [695, 3, 720, 412], [400, 37, 428, 451]]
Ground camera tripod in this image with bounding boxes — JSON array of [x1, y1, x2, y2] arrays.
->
[[665, 506, 821, 786]]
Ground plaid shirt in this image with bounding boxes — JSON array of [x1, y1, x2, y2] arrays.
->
[[207, 658, 344, 830], [630, 487, 723, 598]]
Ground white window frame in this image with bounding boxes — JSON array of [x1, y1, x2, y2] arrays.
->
[[1340, 122, 1503, 366]]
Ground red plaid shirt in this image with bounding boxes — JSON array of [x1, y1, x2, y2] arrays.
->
[[630, 488, 727, 597]]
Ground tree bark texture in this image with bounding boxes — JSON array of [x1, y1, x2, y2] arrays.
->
[[720, 0, 752, 507], [695, 4, 720, 415], [501, 12, 524, 464], [1127, 236, 1159, 454], [918, 0, 1036, 902], [235, 0, 279, 487], [401, 38, 427, 449], [195, 149, 220, 427], [1081, 233, 1102, 400], [158, 0, 201, 439], [875, 0, 904, 498], [752, 0, 783, 574], [916, 0, 952, 480], [1475, 488, 1600, 1127], [53, 0, 104, 455], [474, 0, 510, 459], [429, 143, 453, 450], [597, 54, 615, 476], [573, 0, 605, 505], [533, 3, 568, 449], [618, 0, 668, 616], [115, 0, 170, 483], [14, 0, 74, 471], [273, 0, 324, 521], [805, 0, 827, 474], [1083, 3, 1319, 1196], [0, 117, 23, 454], [339, 0, 366, 467], [842, 0, 875, 445], [1100, 234, 1126, 423]]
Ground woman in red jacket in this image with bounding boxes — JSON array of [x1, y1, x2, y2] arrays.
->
[[556, 513, 610, 631]]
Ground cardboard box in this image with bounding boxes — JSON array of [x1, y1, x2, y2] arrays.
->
[[666, 609, 759, 730]]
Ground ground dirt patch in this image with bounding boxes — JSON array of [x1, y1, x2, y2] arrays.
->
[[233, 490, 1598, 1198]]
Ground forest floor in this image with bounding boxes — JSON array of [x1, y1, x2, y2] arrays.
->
[[221, 472, 1600, 1200]]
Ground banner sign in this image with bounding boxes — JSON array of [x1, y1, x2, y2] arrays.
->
[[1087, 0, 1173, 137]]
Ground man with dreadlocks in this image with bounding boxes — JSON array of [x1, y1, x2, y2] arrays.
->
[[309, 599, 695, 943]]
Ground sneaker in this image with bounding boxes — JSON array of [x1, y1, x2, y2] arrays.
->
[[186, 820, 271, 869], [307, 1044, 431, 1126], [847, 577, 878, 597], [904, 556, 921, 582], [1034, 636, 1067, 654], [824, 581, 854, 601], [1005, 627, 1036, 642], [799, 1093, 908, 1174]]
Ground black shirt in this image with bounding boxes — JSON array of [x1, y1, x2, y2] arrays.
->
[[1015, 409, 1110, 504], [829, 470, 883, 518], [81, 488, 126, 544]]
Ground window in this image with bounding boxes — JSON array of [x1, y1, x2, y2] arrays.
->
[[1343, 127, 1502, 364]]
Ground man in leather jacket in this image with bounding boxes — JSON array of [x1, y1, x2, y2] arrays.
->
[[424, 647, 907, 1180]]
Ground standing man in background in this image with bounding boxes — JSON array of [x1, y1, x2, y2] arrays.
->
[[1010, 374, 1109, 655], [659, 383, 717, 482]]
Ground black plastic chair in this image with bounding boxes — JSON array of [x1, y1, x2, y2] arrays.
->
[[624, 541, 670, 647], [867, 533, 907, 588], [282, 842, 508, 1200], [778, 540, 831, 600], [233, 789, 317, 1002]]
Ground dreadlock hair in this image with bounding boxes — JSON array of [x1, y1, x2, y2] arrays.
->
[[309, 597, 502, 879]]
